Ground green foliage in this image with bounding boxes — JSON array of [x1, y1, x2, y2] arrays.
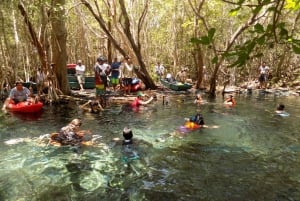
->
[[291, 39, 300, 54], [285, 0, 300, 11], [190, 28, 215, 45], [254, 23, 264, 33]]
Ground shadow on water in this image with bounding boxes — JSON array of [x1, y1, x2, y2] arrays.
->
[[1, 93, 300, 200]]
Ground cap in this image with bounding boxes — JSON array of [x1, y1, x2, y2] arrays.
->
[[137, 91, 145, 97]]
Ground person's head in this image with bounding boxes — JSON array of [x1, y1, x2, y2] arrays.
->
[[15, 81, 23, 89], [123, 127, 133, 144], [89, 100, 100, 113], [97, 56, 106, 64], [70, 119, 82, 131], [195, 113, 205, 125], [277, 104, 285, 111], [196, 94, 202, 100], [137, 91, 145, 98], [77, 60, 82, 65]]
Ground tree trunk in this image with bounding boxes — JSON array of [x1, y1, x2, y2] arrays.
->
[[82, 0, 156, 89], [50, 0, 69, 95]]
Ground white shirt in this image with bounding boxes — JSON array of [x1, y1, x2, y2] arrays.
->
[[259, 65, 269, 74], [76, 64, 85, 75], [155, 64, 164, 74]]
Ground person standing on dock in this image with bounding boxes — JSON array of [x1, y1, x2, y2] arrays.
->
[[75, 60, 86, 91]]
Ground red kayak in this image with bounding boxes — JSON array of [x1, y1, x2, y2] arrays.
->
[[7, 101, 43, 113]]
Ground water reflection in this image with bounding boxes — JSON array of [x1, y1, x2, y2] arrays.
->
[[0, 94, 300, 200]]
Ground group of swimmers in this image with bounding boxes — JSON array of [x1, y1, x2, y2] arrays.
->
[[49, 118, 137, 147]]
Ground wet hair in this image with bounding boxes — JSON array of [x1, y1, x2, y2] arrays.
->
[[89, 100, 99, 107], [277, 104, 285, 111], [122, 127, 133, 145], [70, 119, 82, 127]]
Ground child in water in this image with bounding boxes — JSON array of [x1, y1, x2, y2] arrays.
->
[[50, 119, 91, 146], [224, 95, 236, 106]]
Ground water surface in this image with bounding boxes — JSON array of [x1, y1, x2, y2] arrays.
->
[[0, 91, 300, 201]]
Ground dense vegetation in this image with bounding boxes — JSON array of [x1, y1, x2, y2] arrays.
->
[[0, 0, 299, 99]]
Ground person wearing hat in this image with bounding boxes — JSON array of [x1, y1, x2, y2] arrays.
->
[[75, 60, 86, 91], [131, 91, 154, 107]]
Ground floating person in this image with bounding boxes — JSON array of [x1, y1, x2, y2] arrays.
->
[[184, 113, 205, 130], [79, 99, 104, 113], [50, 119, 92, 146], [178, 112, 219, 134], [194, 94, 203, 104], [275, 104, 289, 117], [224, 94, 236, 106]]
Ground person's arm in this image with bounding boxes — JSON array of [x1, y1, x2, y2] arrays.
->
[[79, 100, 92, 110], [97, 102, 104, 111], [125, 62, 133, 71], [140, 96, 154, 105]]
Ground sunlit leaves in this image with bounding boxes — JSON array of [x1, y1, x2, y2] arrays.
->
[[181, 20, 193, 29], [285, 0, 300, 11], [229, 7, 240, 17]]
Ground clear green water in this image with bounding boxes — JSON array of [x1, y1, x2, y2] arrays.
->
[[0, 91, 300, 201]]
